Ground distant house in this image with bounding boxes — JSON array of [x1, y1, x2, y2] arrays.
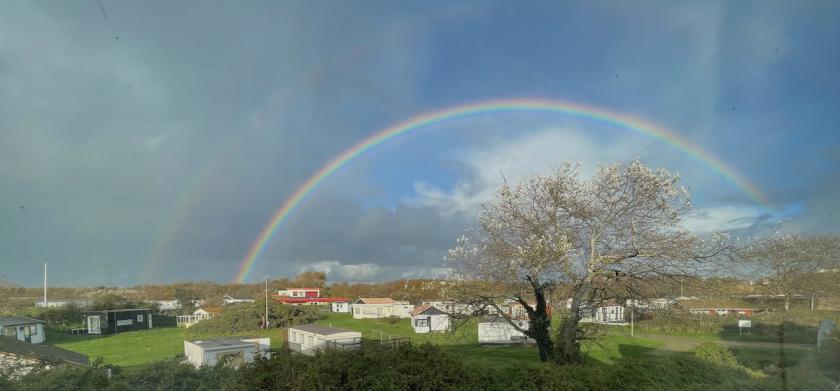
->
[[625, 298, 676, 311], [409, 305, 450, 333], [177, 307, 222, 328], [674, 299, 758, 317], [331, 301, 351, 313], [145, 300, 181, 311], [579, 304, 626, 324], [35, 299, 91, 308], [276, 288, 320, 298], [477, 315, 533, 345], [420, 301, 476, 315], [222, 295, 255, 305], [183, 337, 269, 368], [83, 309, 152, 335], [351, 298, 412, 319], [0, 317, 46, 344], [287, 324, 362, 356], [273, 288, 346, 306]]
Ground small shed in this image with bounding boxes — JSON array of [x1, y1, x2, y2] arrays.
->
[[0, 316, 46, 344], [352, 298, 412, 319], [331, 301, 350, 313], [287, 324, 362, 356], [477, 315, 533, 345], [83, 309, 152, 335], [184, 336, 269, 368], [410, 304, 451, 333]]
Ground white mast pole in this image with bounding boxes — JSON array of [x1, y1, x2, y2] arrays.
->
[[43, 262, 47, 304]]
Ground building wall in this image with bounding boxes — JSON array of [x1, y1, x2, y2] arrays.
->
[[287, 329, 361, 356], [478, 320, 530, 344], [411, 314, 450, 333], [352, 304, 412, 319], [3, 323, 45, 344], [331, 302, 350, 312], [184, 338, 269, 368]]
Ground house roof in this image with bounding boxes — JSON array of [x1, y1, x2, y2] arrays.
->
[[84, 308, 150, 313], [675, 299, 754, 310], [290, 323, 357, 336], [188, 336, 261, 350], [0, 316, 46, 327], [409, 304, 446, 316], [479, 314, 527, 324], [355, 297, 396, 305]]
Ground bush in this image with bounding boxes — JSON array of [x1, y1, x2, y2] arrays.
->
[[694, 342, 741, 368], [383, 316, 402, 325], [187, 300, 321, 335], [817, 329, 840, 379]]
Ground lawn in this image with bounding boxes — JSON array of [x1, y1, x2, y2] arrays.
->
[[43, 312, 679, 368], [46, 327, 287, 367], [316, 312, 664, 368]]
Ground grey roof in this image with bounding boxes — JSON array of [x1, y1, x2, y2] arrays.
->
[[0, 316, 46, 327], [415, 306, 446, 316], [188, 336, 261, 350], [85, 308, 150, 313], [290, 323, 356, 336]]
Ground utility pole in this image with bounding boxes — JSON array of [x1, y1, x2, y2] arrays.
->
[[43, 262, 47, 304], [264, 276, 269, 329], [630, 306, 634, 337]]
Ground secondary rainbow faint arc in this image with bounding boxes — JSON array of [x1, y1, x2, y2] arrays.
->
[[234, 98, 769, 283]]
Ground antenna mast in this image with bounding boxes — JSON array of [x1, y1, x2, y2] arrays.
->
[[43, 262, 47, 304]]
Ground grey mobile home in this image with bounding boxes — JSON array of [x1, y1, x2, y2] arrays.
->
[[83, 309, 152, 335]]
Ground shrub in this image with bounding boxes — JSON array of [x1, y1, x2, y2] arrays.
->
[[187, 300, 321, 335], [694, 342, 741, 368]]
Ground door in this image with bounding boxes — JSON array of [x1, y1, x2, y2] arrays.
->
[[88, 315, 101, 334], [18, 326, 30, 342]]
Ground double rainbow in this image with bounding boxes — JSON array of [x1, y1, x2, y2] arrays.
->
[[234, 98, 768, 283]]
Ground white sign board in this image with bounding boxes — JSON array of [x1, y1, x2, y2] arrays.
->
[[116, 319, 134, 326], [738, 320, 751, 328]]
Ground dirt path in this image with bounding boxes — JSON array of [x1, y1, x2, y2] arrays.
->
[[636, 334, 815, 355]]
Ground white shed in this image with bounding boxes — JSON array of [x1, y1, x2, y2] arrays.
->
[[331, 301, 350, 313], [410, 305, 451, 333], [183, 336, 269, 368], [287, 324, 362, 356], [477, 315, 533, 345], [0, 317, 46, 344], [351, 298, 412, 319]]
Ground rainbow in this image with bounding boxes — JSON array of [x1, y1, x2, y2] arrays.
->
[[234, 98, 768, 283]]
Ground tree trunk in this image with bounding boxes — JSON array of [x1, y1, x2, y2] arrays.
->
[[555, 288, 584, 364], [522, 283, 554, 362], [784, 296, 790, 312]]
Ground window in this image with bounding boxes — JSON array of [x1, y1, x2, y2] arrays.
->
[[137, 314, 144, 322], [291, 331, 296, 341], [29, 325, 38, 336], [308, 336, 313, 346], [416, 318, 429, 327], [4, 327, 14, 337]]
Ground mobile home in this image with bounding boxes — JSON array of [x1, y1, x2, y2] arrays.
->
[[83, 309, 152, 335]]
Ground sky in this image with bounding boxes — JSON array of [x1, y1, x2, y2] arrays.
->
[[1, 1, 838, 286]]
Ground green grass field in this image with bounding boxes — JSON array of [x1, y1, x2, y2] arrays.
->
[[45, 312, 665, 368], [315, 312, 665, 368], [46, 327, 287, 367]]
